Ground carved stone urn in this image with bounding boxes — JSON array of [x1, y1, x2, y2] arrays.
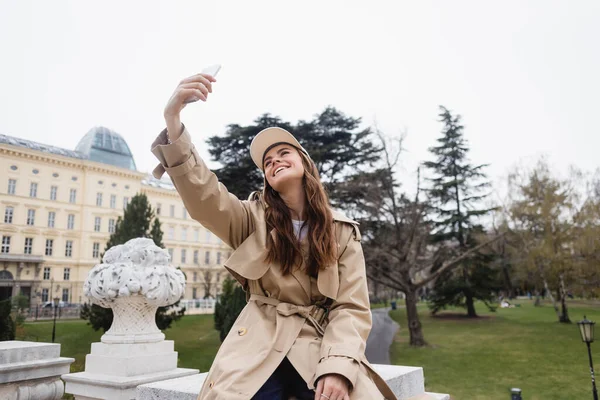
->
[[64, 238, 197, 400], [83, 238, 185, 343]]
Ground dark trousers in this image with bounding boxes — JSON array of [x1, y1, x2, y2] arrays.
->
[[252, 356, 315, 400]]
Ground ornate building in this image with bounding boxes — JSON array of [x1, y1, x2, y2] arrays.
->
[[0, 127, 231, 306]]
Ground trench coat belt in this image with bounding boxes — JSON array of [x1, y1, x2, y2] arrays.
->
[[249, 294, 328, 352]]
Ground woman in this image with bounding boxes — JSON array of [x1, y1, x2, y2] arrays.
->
[[150, 72, 397, 400]]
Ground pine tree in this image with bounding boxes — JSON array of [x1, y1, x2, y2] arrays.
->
[[423, 106, 497, 317], [81, 193, 184, 331]]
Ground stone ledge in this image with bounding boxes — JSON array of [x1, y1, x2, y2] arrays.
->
[[136, 364, 450, 400]]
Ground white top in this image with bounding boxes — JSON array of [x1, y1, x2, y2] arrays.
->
[[292, 219, 308, 241]]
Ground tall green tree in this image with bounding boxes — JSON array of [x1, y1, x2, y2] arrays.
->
[[423, 106, 496, 317], [80, 193, 184, 331], [207, 107, 380, 203]]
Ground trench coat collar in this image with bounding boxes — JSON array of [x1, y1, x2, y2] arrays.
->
[[224, 206, 358, 302]]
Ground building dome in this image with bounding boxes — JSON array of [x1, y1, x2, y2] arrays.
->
[[75, 127, 137, 171]]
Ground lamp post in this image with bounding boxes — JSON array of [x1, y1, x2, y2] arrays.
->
[[51, 296, 59, 343], [578, 315, 597, 400]]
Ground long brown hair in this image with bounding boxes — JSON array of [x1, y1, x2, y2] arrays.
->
[[262, 147, 337, 277]]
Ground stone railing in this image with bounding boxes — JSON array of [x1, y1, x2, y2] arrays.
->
[[0, 238, 449, 399]]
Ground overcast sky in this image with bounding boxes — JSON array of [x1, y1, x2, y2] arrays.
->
[[1, 0, 598, 200]]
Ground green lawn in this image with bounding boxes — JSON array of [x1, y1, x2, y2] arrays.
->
[[17, 314, 221, 374], [389, 300, 600, 400]]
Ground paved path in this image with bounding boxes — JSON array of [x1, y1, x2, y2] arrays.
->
[[365, 307, 400, 365]]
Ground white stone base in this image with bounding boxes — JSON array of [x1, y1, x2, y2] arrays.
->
[[136, 364, 451, 400], [0, 341, 74, 400], [63, 339, 198, 400]]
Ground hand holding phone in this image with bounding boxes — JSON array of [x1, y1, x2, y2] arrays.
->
[[183, 64, 221, 104]]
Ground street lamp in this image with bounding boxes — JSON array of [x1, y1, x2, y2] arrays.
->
[[51, 297, 59, 343], [578, 315, 597, 400]]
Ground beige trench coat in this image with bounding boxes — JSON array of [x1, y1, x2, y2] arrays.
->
[[151, 126, 397, 400]]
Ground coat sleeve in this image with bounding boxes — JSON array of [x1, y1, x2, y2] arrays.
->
[[150, 124, 255, 249], [312, 223, 371, 391]]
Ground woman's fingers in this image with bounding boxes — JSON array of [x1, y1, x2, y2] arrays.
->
[[179, 73, 215, 91], [180, 82, 209, 98], [314, 379, 324, 400]]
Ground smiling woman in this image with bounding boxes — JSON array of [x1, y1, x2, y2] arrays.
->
[[150, 72, 396, 400]]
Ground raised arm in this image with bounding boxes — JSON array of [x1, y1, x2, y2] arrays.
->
[[150, 73, 255, 249]]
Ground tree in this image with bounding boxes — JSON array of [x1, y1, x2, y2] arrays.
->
[[80, 193, 184, 331], [423, 106, 496, 317], [338, 131, 501, 346], [203, 270, 214, 299], [206, 107, 380, 202], [214, 276, 246, 342], [507, 160, 579, 323], [0, 299, 15, 341]]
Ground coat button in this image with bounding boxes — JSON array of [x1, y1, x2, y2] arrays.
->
[[238, 327, 247, 336]]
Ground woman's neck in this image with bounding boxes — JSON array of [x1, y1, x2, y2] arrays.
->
[[279, 184, 307, 221]]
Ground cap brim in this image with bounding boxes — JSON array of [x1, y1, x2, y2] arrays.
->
[[250, 127, 307, 171]]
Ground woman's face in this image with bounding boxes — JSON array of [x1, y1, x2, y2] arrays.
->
[[263, 144, 305, 192]]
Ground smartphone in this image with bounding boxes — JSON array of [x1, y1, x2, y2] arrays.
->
[[184, 64, 221, 104]]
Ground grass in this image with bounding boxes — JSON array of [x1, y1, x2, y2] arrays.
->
[[389, 299, 600, 400], [17, 315, 221, 374]]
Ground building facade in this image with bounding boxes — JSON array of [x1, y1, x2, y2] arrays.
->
[[0, 127, 231, 306]]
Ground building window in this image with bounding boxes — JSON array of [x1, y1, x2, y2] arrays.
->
[[182, 208, 188, 219], [50, 186, 58, 201], [182, 228, 187, 241], [110, 194, 116, 209], [7, 179, 17, 195], [48, 211, 56, 228], [217, 252, 221, 265], [194, 229, 199, 242], [205, 230, 212, 243], [43, 267, 50, 280], [24, 237, 33, 254], [1, 236, 10, 253], [168, 248, 174, 260], [217, 273, 221, 283], [4, 206, 13, 224], [64, 267, 70, 280], [205, 251, 210, 265], [193, 250, 199, 264], [156, 203, 161, 215], [26, 209, 36, 226], [45, 239, 53, 256], [192, 288, 197, 299], [193, 272, 198, 282], [123, 197, 129, 210], [65, 241, 73, 257], [69, 188, 77, 203], [29, 182, 38, 198], [168, 227, 174, 240], [181, 249, 187, 263], [62, 288, 69, 302], [94, 217, 101, 232], [42, 288, 49, 302], [67, 214, 75, 230], [170, 205, 175, 218], [96, 192, 103, 207], [92, 242, 100, 258], [108, 219, 116, 233]]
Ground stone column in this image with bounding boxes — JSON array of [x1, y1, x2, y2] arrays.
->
[[62, 238, 199, 400], [0, 341, 74, 400]]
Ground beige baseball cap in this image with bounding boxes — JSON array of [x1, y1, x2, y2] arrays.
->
[[250, 127, 309, 171]]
